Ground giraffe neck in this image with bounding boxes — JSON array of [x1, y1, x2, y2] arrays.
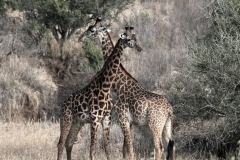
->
[[101, 31, 114, 61], [93, 39, 125, 89], [100, 31, 140, 92]]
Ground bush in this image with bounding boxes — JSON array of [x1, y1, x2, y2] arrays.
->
[[0, 55, 57, 121], [82, 40, 103, 72], [170, 0, 240, 157]]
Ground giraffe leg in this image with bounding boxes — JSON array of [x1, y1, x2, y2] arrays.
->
[[120, 118, 134, 160], [57, 115, 72, 160], [148, 117, 165, 160], [65, 119, 82, 160], [153, 134, 164, 160], [90, 118, 101, 160], [102, 110, 111, 160], [115, 99, 134, 160]]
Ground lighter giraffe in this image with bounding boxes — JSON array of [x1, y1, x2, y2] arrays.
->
[[57, 26, 142, 160], [79, 18, 175, 160]]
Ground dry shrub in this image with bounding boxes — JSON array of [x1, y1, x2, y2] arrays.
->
[[0, 33, 57, 122], [0, 55, 57, 121], [38, 32, 84, 59]]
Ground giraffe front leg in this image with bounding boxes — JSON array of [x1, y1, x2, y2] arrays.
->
[[57, 114, 72, 160], [90, 118, 101, 160], [65, 119, 82, 160], [120, 118, 134, 160], [102, 110, 111, 160]]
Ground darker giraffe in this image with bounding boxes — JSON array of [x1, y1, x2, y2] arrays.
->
[[57, 26, 142, 160], [79, 18, 175, 160]]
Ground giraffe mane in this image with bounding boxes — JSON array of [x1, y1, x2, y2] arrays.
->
[[119, 63, 139, 84], [105, 31, 114, 50]]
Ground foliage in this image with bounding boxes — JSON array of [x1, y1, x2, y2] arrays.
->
[[0, 0, 19, 15], [170, 0, 240, 156], [82, 40, 103, 71], [19, 0, 133, 47]]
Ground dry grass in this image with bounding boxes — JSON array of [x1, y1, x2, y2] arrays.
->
[[0, 122, 58, 160], [0, 121, 224, 160], [0, 121, 157, 160]]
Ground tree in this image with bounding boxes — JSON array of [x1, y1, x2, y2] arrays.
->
[[171, 0, 240, 156], [20, 0, 133, 54]]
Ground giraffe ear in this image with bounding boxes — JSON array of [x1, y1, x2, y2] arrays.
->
[[107, 29, 111, 33], [119, 34, 126, 39]]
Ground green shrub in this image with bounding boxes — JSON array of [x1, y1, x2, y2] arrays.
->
[[82, 40, 103, 72]]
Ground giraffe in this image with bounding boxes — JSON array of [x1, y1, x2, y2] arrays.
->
[[79, 18, 175, 160], [57, 26, 142, 160]]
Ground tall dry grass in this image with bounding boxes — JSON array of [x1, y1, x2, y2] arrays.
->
[[0, 121, 155, 160], [0, 120, 224, 160], [0, 122, 58, 160]]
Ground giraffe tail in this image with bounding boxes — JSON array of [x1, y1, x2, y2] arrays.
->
[[163, 115, 175, 160], [166, 140, 175, 160]]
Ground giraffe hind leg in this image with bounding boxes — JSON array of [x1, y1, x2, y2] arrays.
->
[[150, 129, 164, 160], [148, 116, 165, 160]]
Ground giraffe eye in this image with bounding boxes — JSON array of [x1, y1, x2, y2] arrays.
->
[[89, 27, 96, 32]]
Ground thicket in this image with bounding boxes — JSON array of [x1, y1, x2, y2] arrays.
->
[[170, 0, 240, 158]]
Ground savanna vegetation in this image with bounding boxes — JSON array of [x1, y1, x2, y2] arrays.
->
[[0, 0, 239, 159]]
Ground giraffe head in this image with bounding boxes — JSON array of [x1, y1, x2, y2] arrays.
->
[[78, 17, 110, 42], [119, 26, 142, 52]]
